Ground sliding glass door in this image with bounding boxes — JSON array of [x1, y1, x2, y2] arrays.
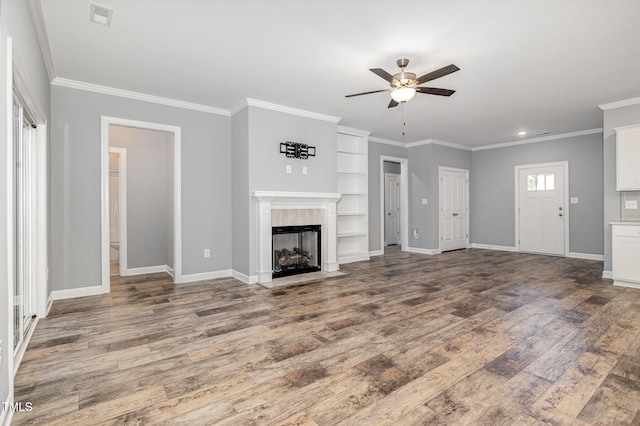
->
[[13, 95, 36, 355]]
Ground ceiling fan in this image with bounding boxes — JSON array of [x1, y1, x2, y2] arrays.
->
[[346, 58, 460, 108]]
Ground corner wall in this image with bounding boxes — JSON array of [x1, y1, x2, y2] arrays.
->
[[0, 0, 51, 417], [49, 85, 232, 290], [471, 133, 604, 256]]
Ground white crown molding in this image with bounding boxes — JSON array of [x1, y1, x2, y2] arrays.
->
[[598, 96, 640, 111], [27, 0, 56, 82], [368, 136, 405, 147], [52, 77, 231, 116], [429, 138, 473, 151], [405, 138, 472, 151], [337, 125, 371, 137], [472, 128, 603, 152], [236, 98, 341, 123]]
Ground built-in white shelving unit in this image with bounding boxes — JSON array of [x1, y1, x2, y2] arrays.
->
[[337, 126, 370, 264]]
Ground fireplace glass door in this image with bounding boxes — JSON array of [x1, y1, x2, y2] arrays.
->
[[272, 225, 321, 278]]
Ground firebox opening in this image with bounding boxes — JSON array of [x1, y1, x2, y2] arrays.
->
[[272, 225, 321, 278]]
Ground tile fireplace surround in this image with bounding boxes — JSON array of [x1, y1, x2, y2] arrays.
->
[[253, 191, 341, 284]]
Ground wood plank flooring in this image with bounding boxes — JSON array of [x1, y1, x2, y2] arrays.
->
[[11, 247, 640, 425]]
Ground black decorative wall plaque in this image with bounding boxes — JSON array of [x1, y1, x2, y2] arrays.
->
[[280, 141, 316, 159]]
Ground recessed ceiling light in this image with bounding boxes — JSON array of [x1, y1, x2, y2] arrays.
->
[[90, 3, 113, 27], [517, 131, 527, 136]]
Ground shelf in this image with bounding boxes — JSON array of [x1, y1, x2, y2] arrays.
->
[[337, 131, 368, 266], [338, 232, 367, 238], [337, 171, 367, 176], [337, 150, 365, 156]]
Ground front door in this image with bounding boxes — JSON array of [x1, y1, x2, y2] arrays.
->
[[518, 164, 565, 255], [384, 173, 400, 245], [440, 168, 469, 252]]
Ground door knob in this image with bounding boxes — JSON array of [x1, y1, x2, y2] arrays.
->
[[453, 213, 459, 217], [559, 213, 563, 217]]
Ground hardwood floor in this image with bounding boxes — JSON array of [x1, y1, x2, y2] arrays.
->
[[12, 247, 640, 425]]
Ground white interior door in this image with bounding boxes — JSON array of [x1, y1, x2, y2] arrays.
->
[[384, 173, 400, 245], [440, 168, 469, 252], [518, 164, 565, 255]]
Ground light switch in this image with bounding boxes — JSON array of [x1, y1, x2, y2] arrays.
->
[[625, 200, 638, 209], [422, 199, 428, 205], [302, 166, 308, 174], [570, 197, 579, 204], [286, 165, 292, 174]]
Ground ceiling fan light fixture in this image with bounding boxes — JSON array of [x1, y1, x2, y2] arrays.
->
[[391, 87, 416, 103]]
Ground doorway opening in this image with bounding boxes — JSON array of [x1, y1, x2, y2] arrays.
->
[[101, 117, 182, 292], [379, 156, 408, 253], [515, 162, 569, 256], [383, 162, 401, 246], [108, 147, 126, 276]]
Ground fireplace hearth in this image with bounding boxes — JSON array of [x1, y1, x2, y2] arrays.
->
[[272, 225, 321, 278]]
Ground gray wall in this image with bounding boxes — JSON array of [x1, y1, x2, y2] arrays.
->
[[602, 104, 640, 271], [1, 0, 50, 413], [471, 133, 604, 255], [406, 144, 472, 250], [231, 108, 250, 276], [110, 125, 171, 269], [50, 85, 232, 290], [368, 141, 408, 252], [245, 106, 338, 277]]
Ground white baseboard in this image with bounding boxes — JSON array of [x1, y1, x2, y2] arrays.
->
[[179, 269, 233, 284], [125, 265, 171, 276], [231, 270, 257, 284], [602, 270, 613, 279], [407, 246, 441, 255], [613, 280, 640, 289], [51, 285, 104, 300], [470, 243, 517, 252], [369, 250, 384, 257], [567, 252, 604, 261], [338, 254, 370, 264]]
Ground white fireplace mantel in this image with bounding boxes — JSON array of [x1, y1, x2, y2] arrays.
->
[[253, 191, 341, 283]]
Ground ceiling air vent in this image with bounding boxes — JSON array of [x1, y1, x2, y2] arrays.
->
[[534, 131, 551, 136], [90, 3, 113, 26]]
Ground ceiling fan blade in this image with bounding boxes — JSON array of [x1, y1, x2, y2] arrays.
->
[[345, 88, 391, 98], [388, 99, 399, 108], [416, 64, 460, 84], [370, 68, 397, 84], [416, 87, 456, 96]]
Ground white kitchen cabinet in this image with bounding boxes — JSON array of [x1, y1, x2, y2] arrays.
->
[[615, 124, 640, 191], [611, 222, 640, 289]]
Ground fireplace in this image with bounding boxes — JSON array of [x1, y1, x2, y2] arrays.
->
[[272, 225, 321, 278], [254, 191, 341, 284]]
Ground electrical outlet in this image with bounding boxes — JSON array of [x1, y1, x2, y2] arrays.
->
[[286, 164, 292, 174], [570, 197, 579, 204], [413, 229, 419, 239], [302, 166, 308, 174], [204, 249, 210, 258], [625, 200, 638, 210], [422, 199, 428, 205]]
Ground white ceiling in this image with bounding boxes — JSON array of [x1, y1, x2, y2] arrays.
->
[[35, 0, 640, 147]]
